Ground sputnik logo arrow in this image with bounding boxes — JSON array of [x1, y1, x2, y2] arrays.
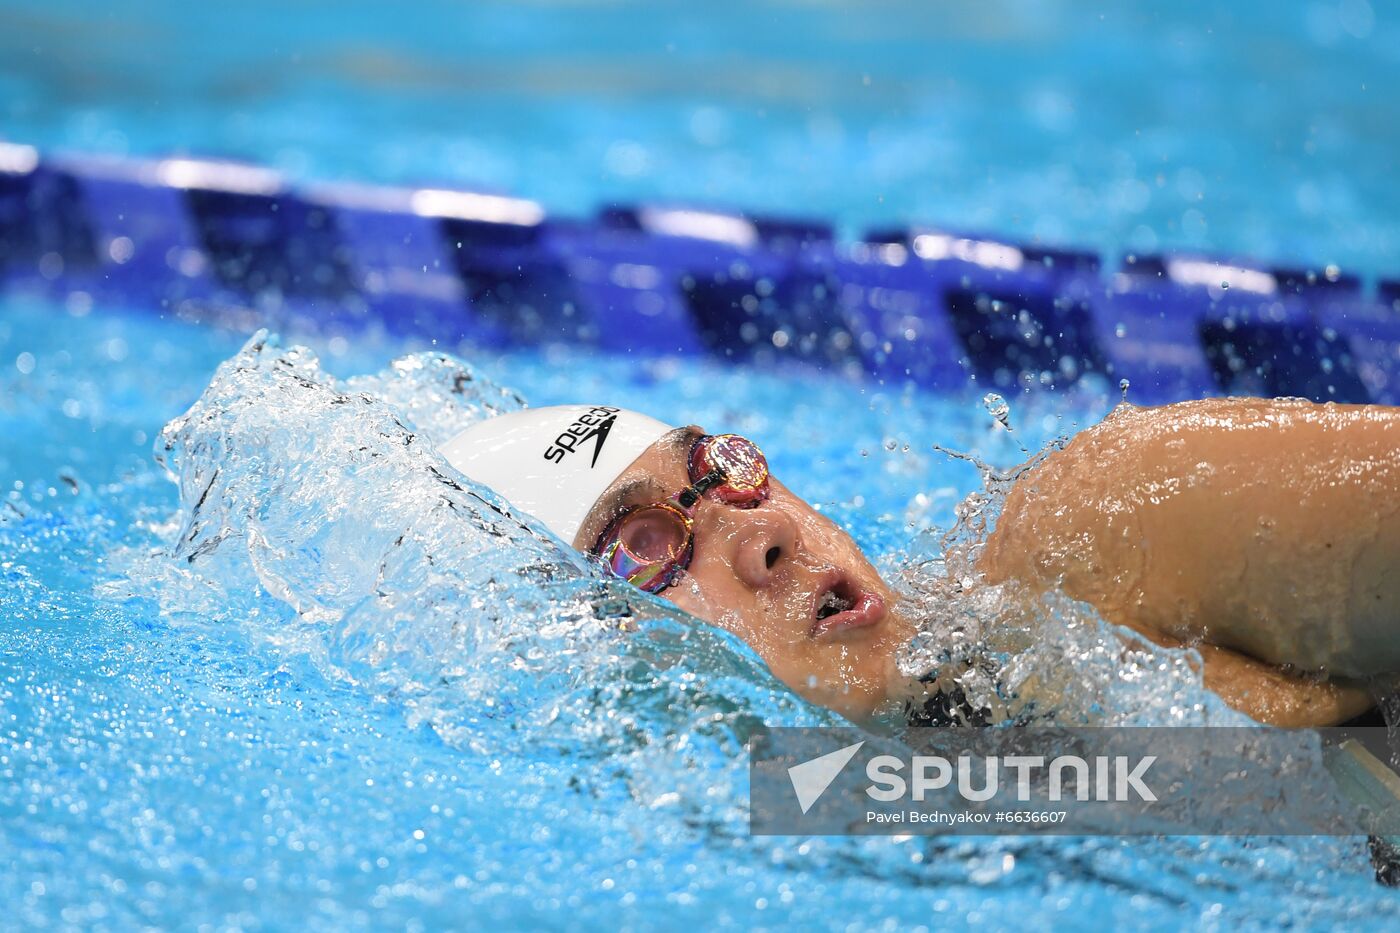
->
[[787, 740, 864, 814]]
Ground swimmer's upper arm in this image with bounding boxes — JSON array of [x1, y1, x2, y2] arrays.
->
[[978, 397, 1400, 686]]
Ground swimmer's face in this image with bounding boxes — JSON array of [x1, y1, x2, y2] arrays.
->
[[573, 427, 914, 722]]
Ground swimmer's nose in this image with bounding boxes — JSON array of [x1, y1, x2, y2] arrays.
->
[[714, 507, 799, 591]]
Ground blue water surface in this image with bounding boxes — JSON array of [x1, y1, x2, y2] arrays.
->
[[0, 295, 1394, 931]]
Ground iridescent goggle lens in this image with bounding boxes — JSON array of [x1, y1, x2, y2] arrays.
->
[[600, 501, 695, 593], [688, 433, 770, 507], [597, 433, 770, 593]]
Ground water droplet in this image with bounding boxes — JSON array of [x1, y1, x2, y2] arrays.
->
[[982, 393, 1028, 452], [1220, 280, 1230, 290], [982, 392, 1010, 425], [1119, 379, 1131, 402]]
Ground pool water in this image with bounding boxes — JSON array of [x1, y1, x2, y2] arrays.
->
[[2, 296, 1394, 930], [3, 0, 1400, 929]]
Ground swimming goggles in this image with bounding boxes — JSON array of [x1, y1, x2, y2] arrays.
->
[[592, 433, 770, 594]]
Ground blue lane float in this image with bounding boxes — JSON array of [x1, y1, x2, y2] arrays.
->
[[822, 241, 971, 390], [1114, 255, 1372, 404], [302, 182, 491, 341], [861, 228, 1106, 394], [62, 157, 215, 311], [2, 141, 1398, 405], [0, 146, 102, 290]]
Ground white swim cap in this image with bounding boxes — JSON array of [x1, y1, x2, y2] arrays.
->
[[440, 405, 674, 545]]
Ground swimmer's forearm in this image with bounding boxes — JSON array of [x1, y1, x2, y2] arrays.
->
[[979, 398, 1400, 677], [1119, 622, 1374, 726], [1198, 645, 1375, 727]]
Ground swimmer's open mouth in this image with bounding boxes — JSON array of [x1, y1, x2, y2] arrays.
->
[[809, 571, 886, 640]]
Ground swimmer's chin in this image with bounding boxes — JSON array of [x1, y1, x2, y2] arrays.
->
[[822, 667, 931, 729]]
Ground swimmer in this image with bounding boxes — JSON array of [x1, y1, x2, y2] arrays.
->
[[441, 399, 1400, 728]]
